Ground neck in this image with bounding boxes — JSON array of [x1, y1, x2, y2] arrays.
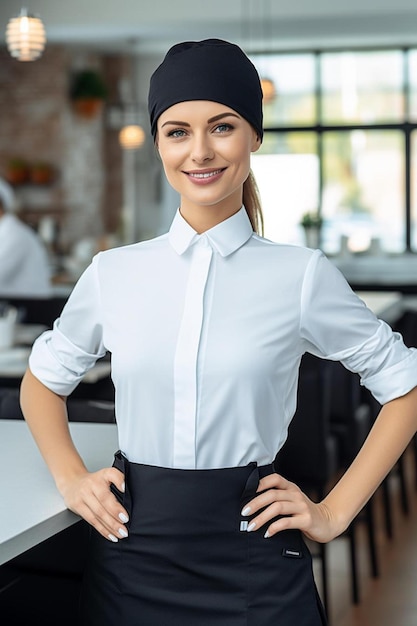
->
[[179, 196, 242, 234], [180, 206, 241, 234]]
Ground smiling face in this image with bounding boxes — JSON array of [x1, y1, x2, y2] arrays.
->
[[156, 100, 260, 232]]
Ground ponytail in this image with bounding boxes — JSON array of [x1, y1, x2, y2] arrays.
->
[[243, 170, 264, 236]]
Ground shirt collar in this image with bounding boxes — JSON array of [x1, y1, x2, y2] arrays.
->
[[168, 207, 254, 257]]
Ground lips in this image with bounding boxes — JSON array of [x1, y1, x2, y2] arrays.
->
[[184, 168, 226, 184]]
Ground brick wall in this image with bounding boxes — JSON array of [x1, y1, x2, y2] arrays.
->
[[0, 44, 123, 251]]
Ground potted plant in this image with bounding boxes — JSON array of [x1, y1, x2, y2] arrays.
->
[[5, 158, 30, 185], [29, 161, 55, 185], [300, 211, 323, 248], [69, 69, 108, 118]]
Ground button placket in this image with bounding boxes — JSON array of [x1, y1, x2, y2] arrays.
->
[[173, 238, 213, 468]]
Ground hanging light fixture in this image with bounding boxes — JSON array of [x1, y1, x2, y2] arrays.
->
[[6, 7, 46, 62], [259, 0, 276, 104], [118, 42, 146, 151], [242, 0, 276, 105], [260, 77, 276, 103], [119, 124, 146, 150]]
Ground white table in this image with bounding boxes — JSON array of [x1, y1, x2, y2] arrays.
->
[[0, 420, 118, 566]]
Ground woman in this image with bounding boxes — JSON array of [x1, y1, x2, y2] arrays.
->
[[21, 39, 417, 626]]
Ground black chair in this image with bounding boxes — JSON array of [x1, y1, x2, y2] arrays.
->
[[275, 354, 337, 616], [1, 296, 68, 328], [276, 353, 381, 617], [67, 397, 116, 423], [393, 308, 417, 492], [363, 387, 410, 534], [0, 387, 24, 419], [326, 360, 379, 602]]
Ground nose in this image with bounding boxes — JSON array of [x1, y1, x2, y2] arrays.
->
[[190, 132, 214, 163]]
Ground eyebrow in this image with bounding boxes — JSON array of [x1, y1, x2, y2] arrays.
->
[[161, 112, 241, 128]]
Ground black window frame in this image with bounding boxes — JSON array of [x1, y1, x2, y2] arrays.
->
[[252, 46, 417, 252]]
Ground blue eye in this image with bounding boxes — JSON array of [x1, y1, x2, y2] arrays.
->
[[214, 123, 233, 133], [167, 129, 187, 138]]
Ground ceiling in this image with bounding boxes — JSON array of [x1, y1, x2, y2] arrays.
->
[[1, 0, 417, 55]]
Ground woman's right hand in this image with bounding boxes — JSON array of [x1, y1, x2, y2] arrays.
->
[[20, 370, 129, 542], [59, 467, 129, 542]]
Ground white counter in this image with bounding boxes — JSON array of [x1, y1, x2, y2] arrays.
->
[[0, 420, 118, 566]]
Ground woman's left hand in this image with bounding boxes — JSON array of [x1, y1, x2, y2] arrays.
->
[[241, 473, 342, 543]]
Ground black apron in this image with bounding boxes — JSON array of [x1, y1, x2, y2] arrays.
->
[[80, 451, 327, 625]]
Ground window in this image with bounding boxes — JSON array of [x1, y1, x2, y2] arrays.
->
[[407, 50, 417, 120], [322, 131, 404, 253], [251, 133, 318, 245], [321, 51, 404, 124], [250, 49, 415, 255], [254, 54, 316, 126], [410, 130, 417, 249]]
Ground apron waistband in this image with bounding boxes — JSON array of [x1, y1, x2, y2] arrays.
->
[[112, 449, 276, 510]]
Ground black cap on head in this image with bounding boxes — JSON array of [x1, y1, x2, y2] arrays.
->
[[148, 38, 263, 141]]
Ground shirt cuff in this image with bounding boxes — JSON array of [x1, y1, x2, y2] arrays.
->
[[29, 323, 104, 396], [361, 348, 417, 405]]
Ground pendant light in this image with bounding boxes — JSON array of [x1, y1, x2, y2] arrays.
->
[[259, 0, 276, 104], [242, 0, 276, 104], [119, 123, 146, 150], [118, 42, 146, 151], [260, 77, 276, 103], [6, 7, 46, 62]]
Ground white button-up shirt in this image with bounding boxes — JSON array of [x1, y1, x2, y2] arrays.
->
[[29, 207, 417, 469]]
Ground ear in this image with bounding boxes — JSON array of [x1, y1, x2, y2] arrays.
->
[[251, 133, 261, 153]]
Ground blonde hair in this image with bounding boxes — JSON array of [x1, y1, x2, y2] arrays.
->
[[243, 170, 264, 236]]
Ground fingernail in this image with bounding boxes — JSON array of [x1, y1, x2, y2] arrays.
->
[[118, 528, 128, 538], [121, 481, 125, 493], [108, 534, 118, 543], [119, 512, 129, 523], [264, 530, 270, 538], [241, 506, 251, 516], [247, 521, 256, 532]]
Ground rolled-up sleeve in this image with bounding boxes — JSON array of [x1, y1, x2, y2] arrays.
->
[[300, 250, 417, 405], [29, 255, 106, 395]]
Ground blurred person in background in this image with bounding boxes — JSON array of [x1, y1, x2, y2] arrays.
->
[[0, 177, 51, 297]]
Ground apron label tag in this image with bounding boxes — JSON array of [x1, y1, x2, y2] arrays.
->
[[282, 548, 303, 558]]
